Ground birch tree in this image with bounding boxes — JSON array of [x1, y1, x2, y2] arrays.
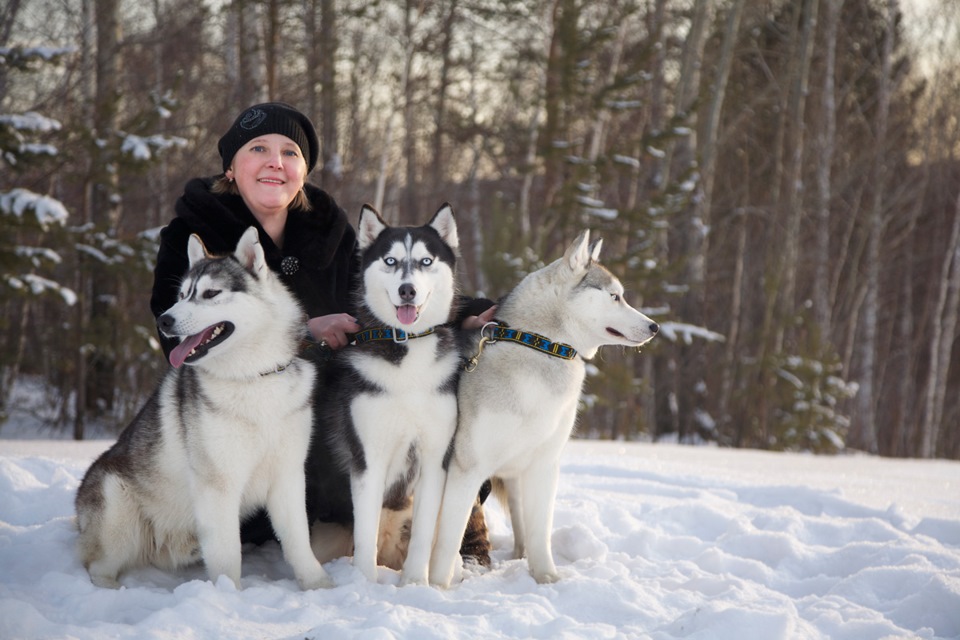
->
[[850, 0, 897, 454], [921, 193, 960, 457], [813, 0, 844, 340]]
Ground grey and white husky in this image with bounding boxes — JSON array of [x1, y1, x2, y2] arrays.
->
[[430, 230, 659, 587], [315, 204, 461, 585], [75, 227, 332, 590]]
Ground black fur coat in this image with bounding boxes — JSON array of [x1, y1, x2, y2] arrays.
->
[[150, 176, 357, 358]]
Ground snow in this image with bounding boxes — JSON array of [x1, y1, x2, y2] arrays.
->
[[0, 188, 69, 228], [1, 438, 957, 640], [646, 146, 666, 159], [658, 321, 726, 345], [8, 274, 78, 305], [584, 206, 620, 220], [0, 112, 62, 133], [613, 154, 641, 168], [120, 133, 188, 162]]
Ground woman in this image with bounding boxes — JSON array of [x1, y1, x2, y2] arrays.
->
[[151, 102, 360, 354], [150, 102, 493, 568]]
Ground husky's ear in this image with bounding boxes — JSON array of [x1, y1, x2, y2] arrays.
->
[[187, 234, 212, 268], [358, 205, 387, 250], [588, 238, 603, 263], [234, 227, 267, 275], [564, 230, 592, 273], [429, 203, 459, 250]]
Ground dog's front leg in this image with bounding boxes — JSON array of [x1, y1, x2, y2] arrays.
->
[[266, 468, 335, 589], [194, 486, 243, 587], [350, 470, 385, 582], [520, 460, 561, 584], [502, 476, 526, 559], [400, 461, 445, 585], [429, 464, 486, 588]]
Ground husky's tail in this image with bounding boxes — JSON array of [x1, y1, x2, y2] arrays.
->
[[459, 495, 492, 567]]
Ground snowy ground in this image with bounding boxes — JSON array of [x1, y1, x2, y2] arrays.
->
[[1, 438, 958, 640]]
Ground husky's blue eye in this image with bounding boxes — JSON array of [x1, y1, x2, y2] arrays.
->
[[384, 257, 397, 266], [203, 289, 221, 300], [611, 293, 621, 302], [421, 257, 433, 267]]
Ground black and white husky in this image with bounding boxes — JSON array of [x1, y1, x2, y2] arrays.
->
[[75, 227, 332, 590], [316, 204, 462, 585], [430, 231, 659, 586]]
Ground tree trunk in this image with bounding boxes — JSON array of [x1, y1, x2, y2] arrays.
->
[[264, 0, 279, 99], [667, 0, 712, 443], [401, 0, 420, 221], [431, 0, 458, 198], [225, 0, 265, 107], [921, 192, 960, 457], [814, 0, 843, 339], [539, 0, 580, 251], [79, 0, 121, 429], [319, 0, 339, 186], [777, 0, 818, 351], [851, 0, 895, 454], [698, 0, 745, 231]]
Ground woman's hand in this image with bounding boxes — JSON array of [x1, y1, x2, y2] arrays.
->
[[461, 305, 498, 331], [307, 313, 361, 350]]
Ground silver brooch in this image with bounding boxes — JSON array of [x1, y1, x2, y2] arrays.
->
[[281, 256, 299, 275]]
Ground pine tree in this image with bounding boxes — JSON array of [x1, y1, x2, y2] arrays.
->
[[0, 45, 75, 423]]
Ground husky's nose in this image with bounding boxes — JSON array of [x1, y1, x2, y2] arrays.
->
[[157, 313, 175, 334], [399, 283, 416, 302], [650, 322, 659, 334]]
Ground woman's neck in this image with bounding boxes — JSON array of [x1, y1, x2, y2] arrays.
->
[[250, 208, 288, 250]]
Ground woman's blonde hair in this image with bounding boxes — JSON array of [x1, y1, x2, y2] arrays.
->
[[211, 175, 313, 212]]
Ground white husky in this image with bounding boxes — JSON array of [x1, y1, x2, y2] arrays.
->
[[430, 230, 659, 586], [75, 227, 332, 590]]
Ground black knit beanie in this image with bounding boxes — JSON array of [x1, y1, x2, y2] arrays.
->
[[217, 102, 320, 174]]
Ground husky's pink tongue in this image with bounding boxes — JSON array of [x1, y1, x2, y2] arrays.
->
[[396, 304, 418, 325], [168, 328, 211, 368]]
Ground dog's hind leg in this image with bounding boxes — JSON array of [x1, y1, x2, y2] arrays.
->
[[78, 474, 145, 589], [350, 469, 387, 582], [266, 468, 334, 589], [519, 460, 561, 584], [429, 465, 487, 588], [501, 477, 526, 559]]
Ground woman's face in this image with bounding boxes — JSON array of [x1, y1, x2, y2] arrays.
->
[[225, 134, 307, 219]]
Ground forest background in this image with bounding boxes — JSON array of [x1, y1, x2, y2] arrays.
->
[[2, 0, 959, 460]]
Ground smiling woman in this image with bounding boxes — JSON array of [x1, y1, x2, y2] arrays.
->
[[149, 102, 361, 359], [224, 135, 309, 224]]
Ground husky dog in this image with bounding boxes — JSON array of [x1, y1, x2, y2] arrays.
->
[[75, 227, 332, 591], [430, 231, 659, 587], [316, 203, 462, 585]]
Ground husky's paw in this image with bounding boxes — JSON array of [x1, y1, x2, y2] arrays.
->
[[532, 570, 560, 584], [298, 570, 336, 590], [399, 572, 428, 587], [90, 574, 121, 589], [299, 574, 336, 590], [427, 564, 460, 589]]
